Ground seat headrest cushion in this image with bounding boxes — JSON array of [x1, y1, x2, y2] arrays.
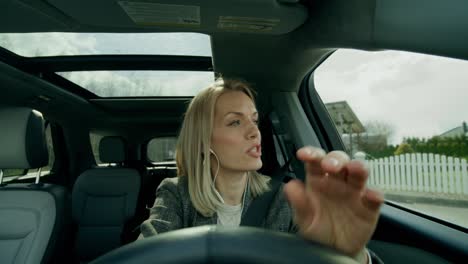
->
[[0, 107, 48, 169], [99, 136, 126, 163]]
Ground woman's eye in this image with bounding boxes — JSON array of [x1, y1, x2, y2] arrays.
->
[[253, 119, 259, 126], [229, 120, 241, 126]]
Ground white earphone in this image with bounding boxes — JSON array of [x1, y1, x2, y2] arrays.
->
[[208, 148, 224, 202], [208, 148, 248, 207]]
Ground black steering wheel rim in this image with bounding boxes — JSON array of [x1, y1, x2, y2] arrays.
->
[[90, 226, 358, 264]]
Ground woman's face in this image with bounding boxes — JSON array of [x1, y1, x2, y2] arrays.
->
[[211, 90, 262, 173]]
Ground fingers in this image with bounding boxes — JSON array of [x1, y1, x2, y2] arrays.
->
[[296, 147, 326, 162], [284, 179, 314, 225], [297, 146, 371, 196], [296, 147, 326, 176], [322, 151, 350, 182], [362, 188, 384, 212], [321, 151, 350, 174], [345, 160, 369, 190], [297, 146, 351, 182]]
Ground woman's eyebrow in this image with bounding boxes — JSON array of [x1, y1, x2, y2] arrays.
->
[[224, 111, 258, 117]]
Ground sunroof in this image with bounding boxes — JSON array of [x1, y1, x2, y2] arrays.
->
[[0, 32, 211, 57], [57, 71, 215, 97]]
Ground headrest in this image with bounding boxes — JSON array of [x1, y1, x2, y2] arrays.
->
[[99, 136, 126, 163], [0, 107, 49, 169]]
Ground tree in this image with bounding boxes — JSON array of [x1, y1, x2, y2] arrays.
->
[[400, 135, 468, 159], [394, 143, 415, 155], [363, 120, 395, 141], [355, 120, 396, 158]]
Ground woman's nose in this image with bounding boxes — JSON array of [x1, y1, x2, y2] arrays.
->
[[247, 122, 260, 139]]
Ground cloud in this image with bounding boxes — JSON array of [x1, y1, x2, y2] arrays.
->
[[315, 49, 468, 144]]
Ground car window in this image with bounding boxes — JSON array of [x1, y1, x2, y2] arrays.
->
[[2, 124, 55, 181], [147, 137, 177, 164], [89, 132, 106, 165], [313, 49, 468, 229]]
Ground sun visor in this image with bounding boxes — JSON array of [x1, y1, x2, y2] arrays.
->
[[46, 0, 308, 34]]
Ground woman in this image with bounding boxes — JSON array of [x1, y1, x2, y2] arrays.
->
[[139, 79, 384, 264]]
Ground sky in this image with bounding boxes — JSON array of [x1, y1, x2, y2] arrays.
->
[[1, 33, 467, 144], [315, 49, 468, 145]]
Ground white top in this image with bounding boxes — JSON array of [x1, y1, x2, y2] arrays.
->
[[214, 178, 248, 227], [217, 202, 243, 227]]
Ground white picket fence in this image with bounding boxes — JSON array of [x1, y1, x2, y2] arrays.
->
[[365, 153, 468, 195]]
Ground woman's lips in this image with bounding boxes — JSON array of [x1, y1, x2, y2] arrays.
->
[[247, 145, 262, 158]]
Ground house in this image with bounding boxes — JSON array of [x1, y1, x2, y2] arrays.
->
[[325, 101, 364, 155], [439, 122, 468, 138], [325, 101, 388, 156]]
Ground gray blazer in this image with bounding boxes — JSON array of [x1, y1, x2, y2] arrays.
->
[[139, 176, 297, 237]]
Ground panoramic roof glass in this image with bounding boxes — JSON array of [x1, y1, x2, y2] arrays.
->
[[57, 70, 215, 97], [0, 32, 211, 57]]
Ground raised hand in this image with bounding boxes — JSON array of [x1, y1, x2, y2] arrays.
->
[[284, 146, 383, 262]]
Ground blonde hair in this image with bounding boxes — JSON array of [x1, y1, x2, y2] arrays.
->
[[176, 78, 270, 217]]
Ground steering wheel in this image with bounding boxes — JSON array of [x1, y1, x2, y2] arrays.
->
[[90, 226, 358, 264]]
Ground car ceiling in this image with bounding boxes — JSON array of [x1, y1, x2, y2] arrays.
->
[[1, 0, 468, 129]]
